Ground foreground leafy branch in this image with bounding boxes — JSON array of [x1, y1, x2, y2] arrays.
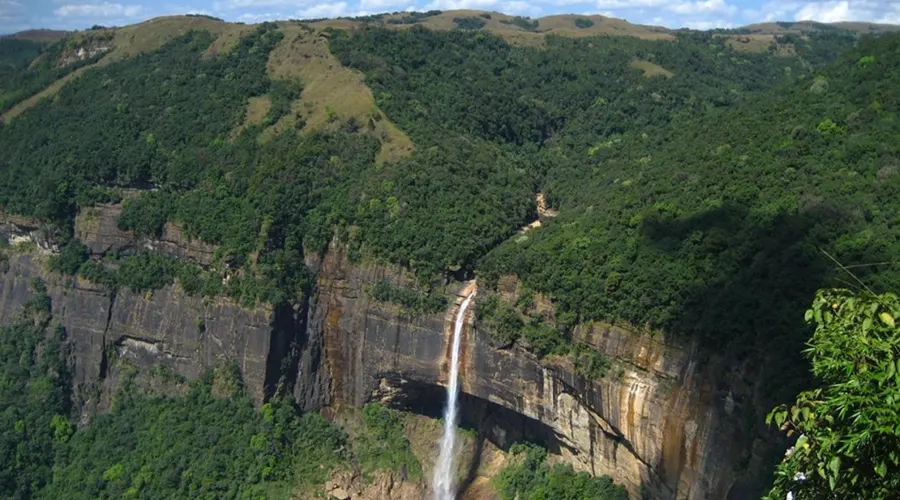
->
[[766, 289, 900, 499]]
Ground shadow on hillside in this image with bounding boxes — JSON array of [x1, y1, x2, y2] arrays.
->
[[638, 200, 897, 496]]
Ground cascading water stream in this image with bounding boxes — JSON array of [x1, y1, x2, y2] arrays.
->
[[432, 292, 475, 500]]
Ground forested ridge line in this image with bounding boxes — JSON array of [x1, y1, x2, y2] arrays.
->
[[0, 14, 899, 500], [329, 26, 900, 465], [2, 20, 894, 341]]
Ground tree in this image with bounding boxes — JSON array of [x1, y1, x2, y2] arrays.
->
[[766, 289, 900, 499]]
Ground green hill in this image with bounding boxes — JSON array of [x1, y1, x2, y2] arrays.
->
[[0, 13, 899, 499]]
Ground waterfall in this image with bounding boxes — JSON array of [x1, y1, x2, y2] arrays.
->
[[432, 292, 475, 500]]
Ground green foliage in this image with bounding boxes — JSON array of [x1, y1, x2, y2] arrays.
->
[[40, 376, 348, 499], [774, 31, 858, 66], [500, 16, 539, 31], [0, 25, 282, 222], [369, 279, 447, 314], [765, 289, 900, 499], [117, 191, 174, 238], [1, 24, 390, 305], [574, 18, 594, 29], [330, 27, 808, 149], [354, 404, 421, 478], [815, 117, 843, 134], [571, 343, 611, 380], [476, 294, 523, 346], [453, 17, 486, 30], [0, 283, 69, 498], [265, 79, 302, 125], [0, 39, 44, 71], [48, 239, 89, 275], [0, 35, 105, 113], [77, 259, 116, 289], [494, 443, 627, 500], [351, 138, 534, 277], [6, 24, 852, 304], [521, 321, 565, 357], [114, 252, 182, 293], [477, 34, 900, 407], [386, 11, 442, 25]]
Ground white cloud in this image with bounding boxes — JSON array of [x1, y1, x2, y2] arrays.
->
[[683, 18, 733, 27], [237, 11, 284, 21], [55, 2, 143, 18], [228, 0, 308, 7], [423, 0, 500, 10], [795, 0, 850, 21], [879, 9, 900, 23], [504, 0, 543, 15], [295, 1, 349, 18], [594, 0, 652, 8], [668, 0, 737, 15], [752, 0, 900, 24], [359, 0, 413, 10]]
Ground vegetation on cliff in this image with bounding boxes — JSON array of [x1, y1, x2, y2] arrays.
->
[[368, 279, 448, 315], [354, 403, 422, 479], [328, 26, 900, 371], [1, 15, 900, 498], [0, 280, 70, 498], [495, 443, 628, 500], [0, 287, 351, 499], [42, 378, 347, 499]]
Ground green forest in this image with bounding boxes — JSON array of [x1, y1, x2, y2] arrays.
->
[[0, 34, 109, 113], [1, 14, 899, 500], [329, 26, 900, 414], [0, 279, 433, 498]]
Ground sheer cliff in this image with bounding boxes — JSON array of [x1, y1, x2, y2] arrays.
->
[[1, 207, 761, 499]]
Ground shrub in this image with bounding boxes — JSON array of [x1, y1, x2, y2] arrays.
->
[[574, 18, 594, 29], [453, 17, 486, 30], [48, 240, 89, 275]]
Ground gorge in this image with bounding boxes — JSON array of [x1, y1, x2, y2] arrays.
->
[[0, 207, 760, 499], [1, 10, 899, 500]]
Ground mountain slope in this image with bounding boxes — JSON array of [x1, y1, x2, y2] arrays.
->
[[0, 14, 898, 500]]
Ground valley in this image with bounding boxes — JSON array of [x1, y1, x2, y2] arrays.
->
[[0, 9, 899, 500]]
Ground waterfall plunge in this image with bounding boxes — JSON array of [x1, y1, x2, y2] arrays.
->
[[432, 292, 475, 500]]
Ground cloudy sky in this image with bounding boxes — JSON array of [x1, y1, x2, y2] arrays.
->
[[1, 0, 899, 35]]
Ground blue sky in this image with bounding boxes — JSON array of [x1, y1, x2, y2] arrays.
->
[[1, 0, 899, 35]]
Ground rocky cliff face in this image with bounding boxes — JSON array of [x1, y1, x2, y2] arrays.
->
[[0, 210, 281, 418], [312, 241, 760, 499], [0, 208, 759, 499]]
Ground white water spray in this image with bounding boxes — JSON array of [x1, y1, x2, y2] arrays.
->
[[432, 292, 475, 500]]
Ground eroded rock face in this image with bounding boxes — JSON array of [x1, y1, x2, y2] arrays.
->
[[312, 240, 757, 499], [0, 251, 276, 418], [0, 207, 760, 499], [76, 203, 215, 264]]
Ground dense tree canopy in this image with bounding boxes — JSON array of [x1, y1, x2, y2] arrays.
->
[[1, 20, 899, 498], [0, 280, 69, 499], [0, 35, 107, 113], [0, 280, 429, 499]]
